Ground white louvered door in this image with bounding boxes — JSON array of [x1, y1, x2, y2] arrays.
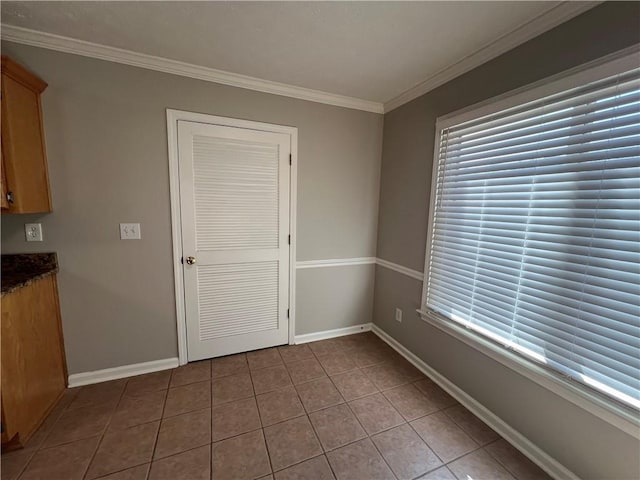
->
[[178, 120, 290, 361]]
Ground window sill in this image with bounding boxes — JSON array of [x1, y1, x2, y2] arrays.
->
[[417, 308, 640, 439]]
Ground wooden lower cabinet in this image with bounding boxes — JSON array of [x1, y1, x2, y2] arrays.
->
[[1, 274, 67, 448]]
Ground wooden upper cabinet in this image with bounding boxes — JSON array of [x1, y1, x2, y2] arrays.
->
[[1, 56, 52, 214]]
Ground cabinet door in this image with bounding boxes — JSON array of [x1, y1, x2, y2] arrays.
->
[[0, 92, 7, 210], [1, 66, 52, 213], [1, 275, 67, 446], [1, 139, 8, 210]]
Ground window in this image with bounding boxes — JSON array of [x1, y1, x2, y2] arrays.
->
[[422, 51, 640, 411]]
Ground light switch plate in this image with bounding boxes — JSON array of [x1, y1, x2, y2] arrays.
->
[[119, 223, 141, 240], [395, 308, 403, 322], [25, 223, 43, 242]]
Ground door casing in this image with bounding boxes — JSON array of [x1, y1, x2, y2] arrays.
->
[[166, 109, 298, 365]]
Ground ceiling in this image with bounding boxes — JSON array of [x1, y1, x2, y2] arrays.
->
[[1, 1, 596, 110]]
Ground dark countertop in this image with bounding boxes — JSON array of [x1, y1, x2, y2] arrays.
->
[[1, 253, 58, 295]]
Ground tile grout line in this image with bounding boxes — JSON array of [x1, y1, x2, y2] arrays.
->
[[368, 432, 400, 480], [323, 452, 341, 480], [343, 382, 404, 479], [313, 338, 400, 479], [406, 416, 449, 468], [463, 444, 519, 479], [439, 404, 498, 445], [263, 341, 349, 476], [444, 442, 495, 469], [93, 437, 231, 480], [254, 349, 278, 477], [25, 411, 110, 452], [81, 380, 128, 480], [249, 379, 276, 477], [260, 423, 276, 476], [87, 461, 152, 480], [207, 358, 213, 466], [106, 397, 496, 478], [80, 393, 400, 479], [271, 452, 338, 478], [267, 346, 323, 474], [409, 463, 453, 480], [398, 390, 496, 471], [7, 449, 36, 480], [15, 345, 257, 477], [147, 374, 172, 478], [152, 408, 211, 463], [10, 389, 81, 479], [268, 348, 332, 475], [297, 376, 346, 416], [482, 440, 521, 479], [32, 388, 81, 446], [407, 413, 498, 472], [310, 341, 399, 478], [14, 334, 520, 480], [314, 339, 461, 479]]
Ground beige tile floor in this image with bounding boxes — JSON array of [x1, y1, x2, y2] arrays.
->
[[1, 332, 552, 480]]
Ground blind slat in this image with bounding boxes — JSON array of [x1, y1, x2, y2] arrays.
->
[[445, 102, 640, 155]]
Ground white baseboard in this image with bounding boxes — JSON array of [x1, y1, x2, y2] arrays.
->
[[371, 324, 579, 480], [70, 323, 373, 386], [68, 357, 180, 387], [294, 323, 372, 344]]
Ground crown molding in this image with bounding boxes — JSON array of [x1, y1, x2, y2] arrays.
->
[[0, 24, 384, 114], [384, 1, 599, 112], [0, 2, 597, 115]]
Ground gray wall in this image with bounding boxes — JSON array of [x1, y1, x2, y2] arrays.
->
[[374, 3, 640, 480], [296, 264, 375, 335], [0, 42, 383, 374]]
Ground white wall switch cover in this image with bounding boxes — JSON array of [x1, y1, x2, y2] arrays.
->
[[395, 308, 403, 322], [25, 223, 43, 242], [120, 223, 141, 240]]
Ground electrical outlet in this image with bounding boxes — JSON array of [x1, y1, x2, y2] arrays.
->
[[395, 307, 403, 323], [119, 223, 141, 240], [25, 223, 43, 242]]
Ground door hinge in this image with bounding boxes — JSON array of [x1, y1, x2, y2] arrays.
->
[[287, 308, 290, 318], [289, 154, 292, 165], [288, 234, 291, 245]]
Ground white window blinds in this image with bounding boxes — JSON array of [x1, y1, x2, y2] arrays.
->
[[424, 60, 640, 410]]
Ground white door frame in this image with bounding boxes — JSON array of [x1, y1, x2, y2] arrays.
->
[[166, 109, 298, 365]]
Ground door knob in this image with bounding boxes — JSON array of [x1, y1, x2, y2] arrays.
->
[[185, 256, 196, 265]]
